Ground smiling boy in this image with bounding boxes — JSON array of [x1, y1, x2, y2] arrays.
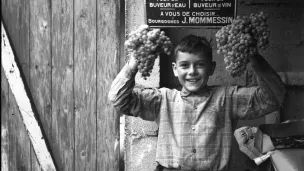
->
[[108, 34, 286, 171]]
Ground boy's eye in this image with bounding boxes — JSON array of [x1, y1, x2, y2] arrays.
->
[[179, 63, 189, 67], [197, 63, 206, 67]]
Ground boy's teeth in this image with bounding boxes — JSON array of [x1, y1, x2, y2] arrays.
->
[[188, 79, 197, 82]]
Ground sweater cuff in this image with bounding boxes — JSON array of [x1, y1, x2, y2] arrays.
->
[[117, 62, 137, 80]]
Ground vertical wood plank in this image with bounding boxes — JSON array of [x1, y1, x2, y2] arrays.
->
[[1, 67, 9, 171], [5, 0, 31, 81], [29, 0, 52, 170], [96, 0, 121, 170], [51, 0, 74, 171], [8, 87, 32, 171], [3, 0, 32, 170], [74, 0, 97, 170], [1, 1, 9, 170], [1, 0, 7, 24]]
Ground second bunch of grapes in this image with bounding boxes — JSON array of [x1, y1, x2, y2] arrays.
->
[[216, 12, 270, 77]]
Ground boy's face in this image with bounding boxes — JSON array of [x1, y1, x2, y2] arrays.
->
[[172, 51, 216, 93]]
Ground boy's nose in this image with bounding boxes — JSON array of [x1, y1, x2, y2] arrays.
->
[[188, 65, 197, 75]]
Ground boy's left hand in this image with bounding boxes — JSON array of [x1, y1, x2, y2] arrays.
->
[[127, 53, 139, 72]]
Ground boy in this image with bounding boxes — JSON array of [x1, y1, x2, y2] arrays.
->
[[108, 34, 286, 171]]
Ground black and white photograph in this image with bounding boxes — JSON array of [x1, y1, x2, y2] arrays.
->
[[1, 0, 303, 171]]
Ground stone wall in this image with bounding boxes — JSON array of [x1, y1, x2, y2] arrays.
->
[[125, 1, 160, 171]]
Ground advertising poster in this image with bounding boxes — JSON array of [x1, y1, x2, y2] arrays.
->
[[146, 0, 237, 27]]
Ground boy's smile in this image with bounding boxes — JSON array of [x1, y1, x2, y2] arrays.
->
[[172, 51, 216, 93]]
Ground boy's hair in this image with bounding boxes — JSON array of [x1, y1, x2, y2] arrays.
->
[[174, 34, 213, 62]]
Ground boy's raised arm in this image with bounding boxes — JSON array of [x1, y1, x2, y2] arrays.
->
[[230, 52, 286, 120], [108, 54, 161, 121], [249, 53, 286, 105]]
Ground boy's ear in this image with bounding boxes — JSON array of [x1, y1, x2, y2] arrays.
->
[[209, 61, 216, 76], [172, 62, 178, 77]]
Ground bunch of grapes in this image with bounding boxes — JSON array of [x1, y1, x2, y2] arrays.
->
[[215, 12, 269, 77], [125, 25, 173, 79]]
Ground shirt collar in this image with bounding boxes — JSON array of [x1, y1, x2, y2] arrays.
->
[[181, 86, 211, 97]]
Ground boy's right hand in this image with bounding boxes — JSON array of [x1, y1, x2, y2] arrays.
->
[[128, 53, 139, 73]]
